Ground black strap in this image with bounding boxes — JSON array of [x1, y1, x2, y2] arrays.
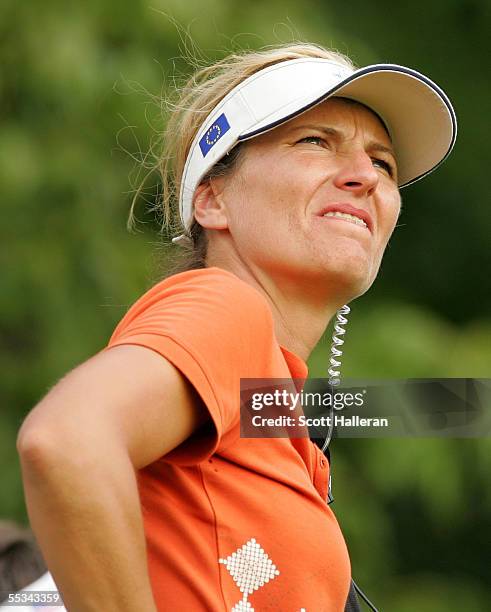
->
[[324, 446, 331, 465], [345, 580, 362, 611], [351, 579, 379, 611], [311, 438, 378, 611], [311, 438, 331, 464]]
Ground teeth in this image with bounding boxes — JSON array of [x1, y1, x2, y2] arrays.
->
[[323, 211, 367, 228]]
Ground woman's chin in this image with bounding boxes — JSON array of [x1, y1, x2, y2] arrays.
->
[[317, 261, 372, 299]]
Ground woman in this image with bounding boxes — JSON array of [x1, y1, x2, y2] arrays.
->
[[17, 44, 456, 611]]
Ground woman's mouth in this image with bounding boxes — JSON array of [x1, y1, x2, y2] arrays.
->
[[317, 203, 373, 232], [322, 211, 368, 229]]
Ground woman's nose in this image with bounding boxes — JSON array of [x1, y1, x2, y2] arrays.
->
[[332, 150, 379, 197]]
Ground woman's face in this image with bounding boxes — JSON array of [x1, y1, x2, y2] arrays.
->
[[206, 97, 401, 300]]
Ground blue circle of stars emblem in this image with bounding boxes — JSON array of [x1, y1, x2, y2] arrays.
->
[[198, 113, 231, 157], [206, 124, 222, 146]]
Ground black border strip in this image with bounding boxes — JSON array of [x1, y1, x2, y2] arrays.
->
[[237, 64, 457, 188]]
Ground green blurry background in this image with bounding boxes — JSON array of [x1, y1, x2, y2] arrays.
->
[[1, 0, 490, 609]]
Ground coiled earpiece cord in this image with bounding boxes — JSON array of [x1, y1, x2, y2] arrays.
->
[[322, 304, 351, 453], [324, 304, 379, 612]]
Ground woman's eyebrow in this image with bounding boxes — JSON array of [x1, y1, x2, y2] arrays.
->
[[288, 124, 340, 139], [288, 124, 396, 159], [367, 141, 396, 160]]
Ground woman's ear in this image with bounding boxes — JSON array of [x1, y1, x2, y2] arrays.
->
[[193, 179, 229, 230]]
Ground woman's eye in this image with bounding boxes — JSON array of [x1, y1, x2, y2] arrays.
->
[[372, 157, 395, 177], [297, 136, 325, 146]]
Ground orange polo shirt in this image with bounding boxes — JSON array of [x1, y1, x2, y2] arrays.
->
[[105, 267, 351, 611]]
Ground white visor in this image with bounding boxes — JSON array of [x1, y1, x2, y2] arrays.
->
[[175, 57, 457, 243]]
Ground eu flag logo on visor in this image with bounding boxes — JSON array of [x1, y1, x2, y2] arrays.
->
[[199, 113, 231, 157]]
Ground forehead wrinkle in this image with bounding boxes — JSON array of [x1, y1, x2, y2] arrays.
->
[[287, 122, 395, 158], [330, 96, 393, 144], [288, 98, 388, 140], [287, 124, 341, 139]]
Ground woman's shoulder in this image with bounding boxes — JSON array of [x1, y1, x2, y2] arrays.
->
[[108, 267, 274, 344], [138, 266, 270, 312], [151, 266, 253, 291]]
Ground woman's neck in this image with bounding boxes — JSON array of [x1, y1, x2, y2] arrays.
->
[[207, 255, 349, 362]]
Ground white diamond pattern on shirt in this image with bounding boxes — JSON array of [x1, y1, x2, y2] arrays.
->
[[219, 538, 280, 611], [231, 601, 254, 612]]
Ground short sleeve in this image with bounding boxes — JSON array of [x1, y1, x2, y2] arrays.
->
[[103, 267, 275, 464]]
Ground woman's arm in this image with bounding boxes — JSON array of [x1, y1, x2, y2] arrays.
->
[[17, 344, 208, 612]]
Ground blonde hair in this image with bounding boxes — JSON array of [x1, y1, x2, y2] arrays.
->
[[130, 43, 356, 273]]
